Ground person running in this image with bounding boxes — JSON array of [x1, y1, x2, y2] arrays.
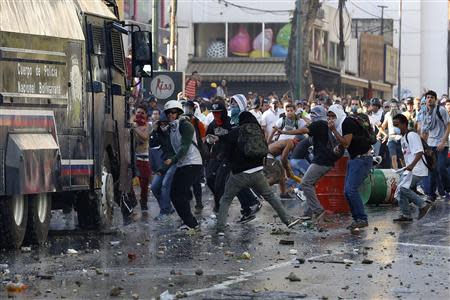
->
[[150, 114, 176, 221], [163, 100, 203, 231], [327, 104, 372, 230], [211, 111, 301, 234], [206, 100, 262, 222], [392, 114, 432, 222], [275, 105, 344, 222], [182, 100, 206, 213], [132, 105, 152, 212]]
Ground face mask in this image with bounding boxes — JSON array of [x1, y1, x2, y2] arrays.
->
[[135, 114, 147, 126], [230, 106, 240, 118], [351, 105, 358, 113], [213, 112, 224, 126], [393, 127, 401, 135]]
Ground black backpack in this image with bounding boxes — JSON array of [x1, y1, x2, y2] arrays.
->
[[405, 132, 436, 170], [349, 113, 377, 145], [238, 123, 268, 159]]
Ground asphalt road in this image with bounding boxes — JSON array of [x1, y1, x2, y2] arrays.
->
[[1, 187, 449, 299]]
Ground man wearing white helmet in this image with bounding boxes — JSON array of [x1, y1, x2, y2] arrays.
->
[[162, 100, 203, 231]]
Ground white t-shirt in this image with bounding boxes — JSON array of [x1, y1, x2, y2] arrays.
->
[[261, 109, 279, 138], [386, 112, 402, 141], [274, 117, 306, 141], [369, 110, 383, 129], [400, 132, 428, 177], [250, 109, 263, 125]]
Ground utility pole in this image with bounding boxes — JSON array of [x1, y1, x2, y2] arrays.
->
[[378, 5, 388, 36], [169, 0, 177, 71], [338, 0, 345, 74], [397, 0, 402, 99], [152, 0, 159, 72], [294, 0, 302, 99]]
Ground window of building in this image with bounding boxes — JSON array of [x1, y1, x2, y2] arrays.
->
[[193, 22, 290, 59], [194, 23, 226, 58]]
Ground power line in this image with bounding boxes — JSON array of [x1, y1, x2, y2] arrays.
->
[[349, 0, 380, 18], [216, 0, 292, 15]]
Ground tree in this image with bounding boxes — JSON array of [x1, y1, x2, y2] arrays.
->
[[285, 0, 321, 100]]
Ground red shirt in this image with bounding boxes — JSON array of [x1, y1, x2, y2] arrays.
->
[[185, 79, 199, 100]]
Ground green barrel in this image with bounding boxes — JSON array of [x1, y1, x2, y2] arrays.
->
[[368, 170, 388, 204], [366, 169, 399, 205]]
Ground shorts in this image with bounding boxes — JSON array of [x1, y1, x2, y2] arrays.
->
[[387, 140, 402, 158]]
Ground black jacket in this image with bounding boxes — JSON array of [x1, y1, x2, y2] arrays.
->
[[206, 115, 233, 161], [219, 111, 264, 174]]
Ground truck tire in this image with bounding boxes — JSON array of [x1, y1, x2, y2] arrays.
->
[[24, 193, 51, 245], [0, 195, 29, 249], [76, 155, 114, 229]]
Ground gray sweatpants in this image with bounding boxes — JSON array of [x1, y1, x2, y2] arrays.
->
[[302, 163, 333, 215], [217, 170, 290, 232]]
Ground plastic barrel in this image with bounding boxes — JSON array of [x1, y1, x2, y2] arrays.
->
[[316, 157, 350, 213], [367, 169, 399, 205]]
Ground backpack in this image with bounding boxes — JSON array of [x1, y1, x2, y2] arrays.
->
[[238, 123, 268, 159], [349, 113, 377, 145], [405, 132, 436, 171], [280, 116, 299, 131]]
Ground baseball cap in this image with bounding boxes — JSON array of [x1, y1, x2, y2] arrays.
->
[[210, 102, 226, 112], [252, 98, 261, 108]]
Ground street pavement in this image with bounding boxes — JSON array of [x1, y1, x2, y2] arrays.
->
[[0, 187, 449, 299]]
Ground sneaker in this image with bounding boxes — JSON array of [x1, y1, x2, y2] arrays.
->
[[287, 217, 302, 228], [237, 213, 256, 224], [312, 210, 326, 224], [154, 214, 171, 222], [346, 219, 369, 230], [250, 202, 263, 215], [393, 215, 413, 222], [418, 203, 431, 220], [178, 224, 190, 231]]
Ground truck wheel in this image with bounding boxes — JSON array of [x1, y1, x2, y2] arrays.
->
[[0, 195, 29, 249], [24, 194, 51, 245], [76, 156, 114, 229]]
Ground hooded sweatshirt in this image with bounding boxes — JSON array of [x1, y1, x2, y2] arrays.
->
[[328, 104, 347, 135], [230, 94, 248, 125], [219, 111, 265, 174]]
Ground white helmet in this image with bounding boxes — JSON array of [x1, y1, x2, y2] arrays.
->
[[164, 100, 183, 113]]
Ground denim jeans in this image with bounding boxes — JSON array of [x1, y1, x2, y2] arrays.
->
[[398, 175, 426, 217], [151, 164, 176, 215], [429, 147, 450, 197], [344, 156, 372, 222], [217, 171, 291, 232]]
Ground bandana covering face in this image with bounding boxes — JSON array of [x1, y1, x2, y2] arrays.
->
[[213, 111, 224, 126], [328, 104, 346, 135], [135, 114, 147, 126]]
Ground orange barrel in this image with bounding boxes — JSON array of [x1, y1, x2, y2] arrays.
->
[[316, 156, 350, 213]]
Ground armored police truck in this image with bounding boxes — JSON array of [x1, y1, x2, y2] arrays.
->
[[0, 0, 152, 248]]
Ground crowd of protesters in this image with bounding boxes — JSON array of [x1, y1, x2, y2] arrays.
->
[[128, 72, 449, 234]]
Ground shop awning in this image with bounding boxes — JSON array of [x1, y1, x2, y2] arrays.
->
[[341, 74, 369, 89], [185, 58, 287, 82], [370, 80, 392, 93]]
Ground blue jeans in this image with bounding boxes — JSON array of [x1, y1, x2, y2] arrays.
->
[[398, 175, 426, 217], [151, 164, 176, 215], [429, 147, 450, 197], [344, 156, 372, 222]]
